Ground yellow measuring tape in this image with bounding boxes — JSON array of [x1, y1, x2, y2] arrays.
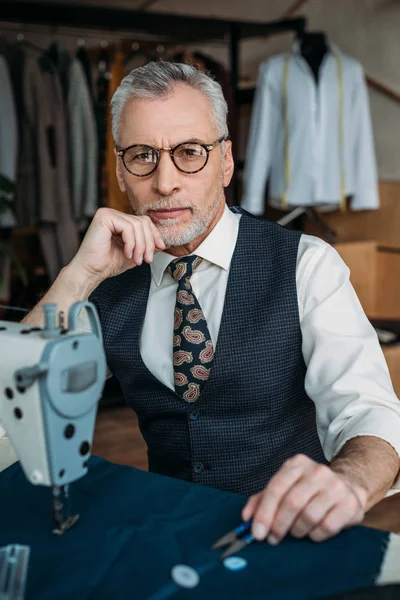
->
[[281, 53, 346, 211]]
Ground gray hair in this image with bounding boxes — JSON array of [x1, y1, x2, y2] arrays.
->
[[110, 61, 229, 144]]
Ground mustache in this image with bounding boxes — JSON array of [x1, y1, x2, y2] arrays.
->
[[137, 198, 192, 215]]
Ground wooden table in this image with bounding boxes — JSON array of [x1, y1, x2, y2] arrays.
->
[[363, 492, 400, 534]]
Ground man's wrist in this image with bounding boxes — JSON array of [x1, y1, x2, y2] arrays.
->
[[331, 464, 369, 511], [330, 436, 400, 511], [59, 262, 103, 300]]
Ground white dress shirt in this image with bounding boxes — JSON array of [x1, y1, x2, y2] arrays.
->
[[241, 43, 379, 215], [2, 206, 399, 488]]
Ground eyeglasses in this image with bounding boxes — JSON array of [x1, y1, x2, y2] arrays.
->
[[116, 137, 226, 177]]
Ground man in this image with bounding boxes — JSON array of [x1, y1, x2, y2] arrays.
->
[[11, 62, 400, 547]]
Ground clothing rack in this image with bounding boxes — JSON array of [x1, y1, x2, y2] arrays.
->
[[1, 1, 307, 205], [0, 24, 191, 65]]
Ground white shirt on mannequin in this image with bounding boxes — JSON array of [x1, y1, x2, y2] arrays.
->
[[241, 42, 379, 214]]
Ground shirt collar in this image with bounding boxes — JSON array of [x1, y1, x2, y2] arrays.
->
[[151, 204, 239, 287]]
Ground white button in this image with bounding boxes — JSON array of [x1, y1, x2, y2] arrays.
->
[[223, 556, 248, 571], [171, 565, 200, 588]]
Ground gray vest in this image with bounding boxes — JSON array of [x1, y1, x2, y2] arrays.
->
[[90, 208, 326, 496]]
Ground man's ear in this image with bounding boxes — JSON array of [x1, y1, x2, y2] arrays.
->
[[222, 140, 234, 188], [115, 148, 127, 193]]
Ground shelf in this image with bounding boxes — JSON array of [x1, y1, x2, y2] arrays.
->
[[0, 2, 306, 45]]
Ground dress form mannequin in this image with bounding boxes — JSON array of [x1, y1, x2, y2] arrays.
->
[[299, 32, 329, 84]]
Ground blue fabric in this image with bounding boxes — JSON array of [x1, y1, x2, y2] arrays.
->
[[0, 457, 391, 599], [89, 208, 326, 496]]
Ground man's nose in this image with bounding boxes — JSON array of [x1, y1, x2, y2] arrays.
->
[[152, 151, 181, 197]]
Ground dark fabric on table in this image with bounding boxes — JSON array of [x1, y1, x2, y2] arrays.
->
[[90, 208, 326, 497], [328, 585, 400, 599], [0, 456, 394, 600]]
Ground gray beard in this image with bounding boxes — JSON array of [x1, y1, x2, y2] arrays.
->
[[131, 188, 224, 247]]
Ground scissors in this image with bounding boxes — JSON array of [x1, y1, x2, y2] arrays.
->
[[210, 518, 255, 559]]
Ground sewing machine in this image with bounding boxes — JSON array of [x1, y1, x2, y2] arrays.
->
[[0, 302, 106, 534]]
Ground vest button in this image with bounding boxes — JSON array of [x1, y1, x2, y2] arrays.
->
[[189, 410, 200, 421], [193, 462, 204, 474]]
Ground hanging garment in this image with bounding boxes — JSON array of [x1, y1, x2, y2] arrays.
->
[[56, 50, 98, 224], [30, 48, 79, 281], [0, 225, 12, 303], [67, 59, 98, 223], [76, 45, 94, 101], [3, 44, 77, 280], [242, 42, 379, 215], [7, 49, 43, 227], [94, 46, 111, 209], [56, 47, 73, 105], [0, 39, 25, 140], [106, 51, 131, 215], [0, 56, 17, 228]]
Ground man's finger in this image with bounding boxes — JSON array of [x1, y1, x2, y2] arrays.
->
[[131, 219, 146, 265], [142, 220, 157, 264], [106, 212, 144, 263], [268, 471, 332, 542], [116, 218, 137, 261], [285, 467, 343, 539], [241, 492, 262, 522], [309, 495, 363, 542], [251, 456, 308, 541], [289, 489, 338, 538], [123, 213, 165, 255], [149, 218, 166, 250]]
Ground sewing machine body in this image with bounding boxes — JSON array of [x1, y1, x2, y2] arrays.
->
[[0, 302, 106, 488]]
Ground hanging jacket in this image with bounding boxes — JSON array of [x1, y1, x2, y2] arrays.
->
[[0, 55, 17, 227], [67, 58, 98, 222], [76, 45, 94, 101]]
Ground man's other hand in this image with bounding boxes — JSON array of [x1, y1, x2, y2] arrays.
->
[[242, 454, 367, 544]]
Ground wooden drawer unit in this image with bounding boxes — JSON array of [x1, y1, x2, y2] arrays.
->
[[382, 345, 400, 399], [335, 241, 400, 320]]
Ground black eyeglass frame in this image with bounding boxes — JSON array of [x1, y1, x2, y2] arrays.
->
[[115, 136, 227, 177]]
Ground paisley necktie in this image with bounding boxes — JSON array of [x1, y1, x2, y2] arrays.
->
[[166, 255, 214, 402]]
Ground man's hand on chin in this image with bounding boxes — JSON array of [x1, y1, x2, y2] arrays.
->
[[242, 454, 368, 545]]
